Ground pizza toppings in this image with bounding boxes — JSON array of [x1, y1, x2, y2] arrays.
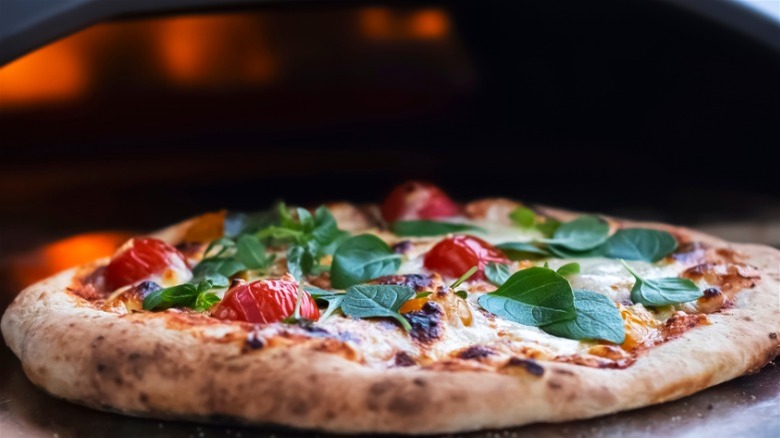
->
[[380, 181, 459, 222], [104, 237, 191, 290], [85, 186, 767, 372], [424, 235, 508, 280], [212, 277, 319, 324]]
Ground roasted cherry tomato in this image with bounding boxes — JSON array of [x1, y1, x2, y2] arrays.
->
[[381, 181, 459, 222], [105, 238, 190, 290], [424, 235, 508, 280], [212, 278, 320, 324]]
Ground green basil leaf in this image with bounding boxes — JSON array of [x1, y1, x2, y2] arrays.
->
[[622, 261, 702, 306], [541, 290, 625, 343], [535, 218, 560, 237], [496, 242, 551, 259], [196, 273, 230, 290], [556, 262, 580, 277], [311, 206, 341, 245], [224, 210, 275, 237], [477, 267, 575, 326], [415, 291, 432, 299], [485, 262, 510, 286], [143, 284, 199, 310], [600, 229, 677, 262], [204, 237, 235, 258], [330, 234, 402, 289], [391, 220, 485, 237], [235, 234, 270, 269], [541, 215, 609, 251], [193, 292, 221, 312], [287, 244, 315, 280], [545, 242, 605, 259], [341, 284, 414, 330], [302, 286, 346, 320], [193, 258, 246, 279], [509, 207, 536, 228], [296, 207, 315, 232], [455, 290, 468, 300]]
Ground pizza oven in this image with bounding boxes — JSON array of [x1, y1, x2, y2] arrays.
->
[[1, 0, 778, 436]]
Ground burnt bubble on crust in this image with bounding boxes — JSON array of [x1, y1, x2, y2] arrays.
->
[[506, 357, 545, 376], [243, 331, 265, 352], [371, 274, 432, 292], [457, 345, 494, 360], [393, 351, 417, 367], [392, 240, 413, 254], [404, 301, 443, 343], [134, 281, 162, 298]]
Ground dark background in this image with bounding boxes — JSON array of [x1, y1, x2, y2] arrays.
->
[[2, 0, 779, 254]]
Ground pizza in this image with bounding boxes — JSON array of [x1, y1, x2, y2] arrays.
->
[[2, 181, 778, 434]]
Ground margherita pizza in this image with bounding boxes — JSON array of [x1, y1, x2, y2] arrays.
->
[[2, 181, 778, 434]]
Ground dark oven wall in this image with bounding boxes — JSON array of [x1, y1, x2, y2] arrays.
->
[[1, 0, 779, 251]]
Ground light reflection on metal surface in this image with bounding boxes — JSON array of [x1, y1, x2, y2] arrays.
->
[[9, 232, 130, 288]]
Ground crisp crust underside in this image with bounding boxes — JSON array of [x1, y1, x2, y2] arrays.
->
[[2, 206, 779, 434]]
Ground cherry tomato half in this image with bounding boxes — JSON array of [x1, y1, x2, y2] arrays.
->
[[105, 238, 190, 290], [381, 181, 459, 222], [212, 278, 319, 324], [423, 235, 508, 280]]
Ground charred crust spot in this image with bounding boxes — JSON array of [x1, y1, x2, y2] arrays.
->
[[506, 357, 545, 376], [369, 380, 394, 396], [552, 368, 575, 376], [243, 332, 265, 352], [671, 242, 709, 264], [547, 381, 563, 390], [387, 394, 422, 416], [770, 333, 777, 340], [392, 240, 413, 254], [393, 351, 417, 367], [404, 301, 444, 343], [457, 345, 494, 360], [371, 274, 432, 292], [133, 281, 162, 298], [703, 287, 722, 298], [139, 392, 149, 404], [96, 363, 107, 373], [413, 378, 426, 387]]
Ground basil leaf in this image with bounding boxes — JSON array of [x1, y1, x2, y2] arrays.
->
[[455, 290, 468, 300], [143, 283, 199, 310], [196, 273, 230, 289], [485, 262, 510, 286], [311, 206, 342, 246], [509, 207, 536, 228], [542, 215, 609, 251], [556, 262, 580, 277], [496, 242, 551, 259], [541, 290, 625, 343], [622, 261, 701, 306], [235, 234, 270, 269], [600, 229, 677, 262], [296, 208, 314, 231], [391, 220, 485, 237], [302, 286, 346, 320], [204, 237, 235, 258], [193, 292, 221, 312], [545, 243, 604, 259], [287, 244, 314, 280], [224, 210, 275, 237], [535, 218, 560, 237], [477, 267, 575, 326], [341, 284, 414, 330], [193, 258, 246, 279], [415, 291, 432, 299], [330, 234, 402, 289]]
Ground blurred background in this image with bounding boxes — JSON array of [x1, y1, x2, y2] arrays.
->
[[1, 1, 779, 436], [1, 0, 779, 287]]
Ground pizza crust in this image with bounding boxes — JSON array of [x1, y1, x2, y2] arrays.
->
[[2, 207, 778, 434]]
